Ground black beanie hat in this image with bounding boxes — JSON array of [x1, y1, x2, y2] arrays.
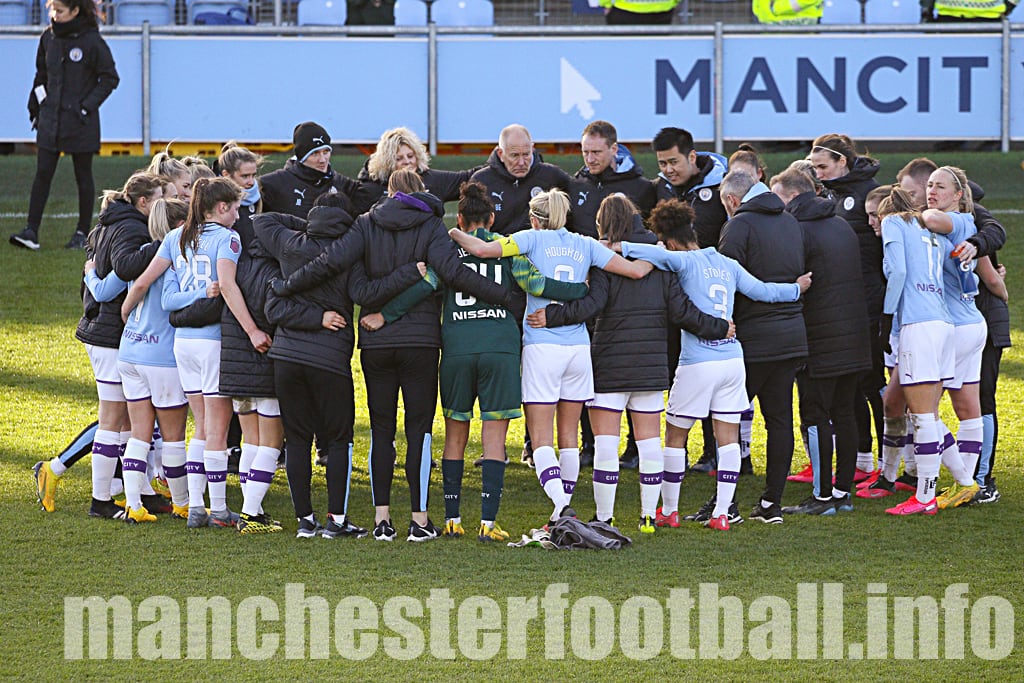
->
[[293, 121, 332, 162]]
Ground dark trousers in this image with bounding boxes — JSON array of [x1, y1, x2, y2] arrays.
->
[[855, 319, 886, 455], [745, 358, 802, 505], [797, 370, 861, 495], [361, 347, 439, 512], [28, 148, 95, 235], [978, 340, 1004, 483], [274, 360, 354, 519], [606, 7, 674, 24]]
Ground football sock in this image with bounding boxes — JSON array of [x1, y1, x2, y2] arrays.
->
[[204, 449, 228, 513], [480, 459, 505, 523], [637, 437, 663, 518], [242, 446, 279, 516], [712, 443, 741, 518], [533, 446, 569, 516], [592, 435, 620, 522], [881, 416, 906, 482], [660, 447, 686, 515], [238, 443, 258, 496], [956, 417, 983, 487], [90, 429, 120, 501], [186, 438, 207, 508], [162, 440, 188, 507], [911, 413, 939, 503], [559, 447, 580, 503], [121, 438, 149, 512], [442, 458, 464, 521]]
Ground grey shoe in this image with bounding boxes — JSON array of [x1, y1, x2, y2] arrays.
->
[[208, 508, 240, 528], [187, 506, 210, 528], [64, 231, 87, 249]]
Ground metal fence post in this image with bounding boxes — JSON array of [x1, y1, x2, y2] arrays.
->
[[714, 21, 723, 154], [429, 22, 438, 156], [142, 21, 151, 157], [1001, 18, 1010, 152]]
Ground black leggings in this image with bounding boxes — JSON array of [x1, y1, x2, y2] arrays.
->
[[274, 360, 355, 519], [361, 347, 439, 512], [28, 148, 95, 235]]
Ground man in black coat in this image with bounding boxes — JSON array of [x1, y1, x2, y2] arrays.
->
[[718, 170, 807, 524], [259, 121, 372, 220], [567, 120, 656, 239], [771, 170, 872, 515], [469, 124, 571, 236], [650, 126, 730, 474]]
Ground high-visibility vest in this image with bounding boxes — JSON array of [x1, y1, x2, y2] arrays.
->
[[599, 0, 683, 13], [934, 0, 1006, 18], [752, 0, 823, 24]]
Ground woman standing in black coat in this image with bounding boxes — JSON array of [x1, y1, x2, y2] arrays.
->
[[11, 0, 119, 251], [809, 133, 885, 478]]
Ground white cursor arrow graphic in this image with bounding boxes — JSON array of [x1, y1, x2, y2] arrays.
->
[[560, 58, 601, 120]]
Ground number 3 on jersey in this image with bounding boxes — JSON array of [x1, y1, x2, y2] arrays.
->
[[709, 284, 728, 319], [455, 262, 503, 307]]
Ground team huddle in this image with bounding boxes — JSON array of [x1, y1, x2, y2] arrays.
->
[[29, 119, 1009, 543]]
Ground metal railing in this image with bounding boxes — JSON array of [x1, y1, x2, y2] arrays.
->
[[1, 20, 1018, 153]]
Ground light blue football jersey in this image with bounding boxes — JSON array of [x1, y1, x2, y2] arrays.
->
[[506, 227, 614, 346], [941, 211, 983, 327], [622, 243, 800, 366], [119, 269, 177, 367], [157, 223, 241, 341], [881, 215, 952, 326]]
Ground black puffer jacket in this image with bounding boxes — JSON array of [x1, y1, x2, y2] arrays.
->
[[469, 149, 571, 236], [274, 192, 520, 350], [821, 156, 883, 321], [259, 159, 369, 220], [256, 208, 422, 376], [567, 145, 656, 239], [786, 192, 871, 378], [29, 16, 119, 154], [718, 190, 807, 363], [544, 226, 729, 393], [75, 200, 160, 349], [654, 152, 730, 249], [219, 234, 278, 398], [355, 159, 479, 215], [976, 257, 1011, 349]]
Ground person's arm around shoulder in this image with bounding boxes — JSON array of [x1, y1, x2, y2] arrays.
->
[[535, 267, 608, 329]]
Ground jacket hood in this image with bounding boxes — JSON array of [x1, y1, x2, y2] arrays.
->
[[306, 205, 354, 239], [735, 186, 785, 217], [356, 158, 373, 182], [785, 191, 836, 222], [577, 144, 646, 183], [369, 191, 444, 232], [284, 158, 335, 187], [968, 179, 985, 202], [98, 199, 145, 227], [822, 156, 880, 189], [625, 214, 658, 245], [658, 151, 727, 192], [245, 232, 272, 260]]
